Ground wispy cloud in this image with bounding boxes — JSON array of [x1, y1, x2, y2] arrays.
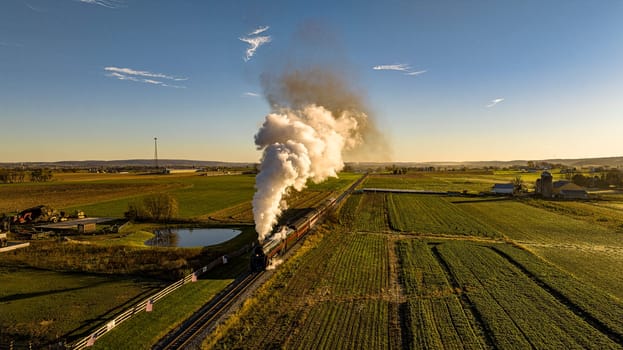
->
[[104, 67, 187, 81], [104, 67, 187, 88], [373, 63, 427, 77], [248, 26, 269, 36], [486, 98, 504, 108], [244, 92, 261, 97], [76, 0, 125, 9], [373, 64, 411, 72], [240, 25, 271, 62]]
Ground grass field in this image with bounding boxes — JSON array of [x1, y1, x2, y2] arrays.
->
[[3, 170, 623, 348], [90, 255, 249, 350], [388, 194, 501, 237], [0, 171, 360, 220], [453, 198, 623, 298], [0, 267, 164, 346], [0, 171, 363, 347]]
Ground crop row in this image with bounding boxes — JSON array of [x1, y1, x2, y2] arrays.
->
[[453, 199, 617, 245], [350, 193, 389, 232], [397, 240, 484, 349], [447, 198, 623, 300], [492, 244, 623, 341], [337, 193, 361, 227], [210, 226, 393, 349], [363, 173, 493, 193], [363, 174, 452, 191], [286, 189, 333, 210], [288, 299, 389, 349], [388, 195, 500, 237], [434, 241, 619, 349], [318, 233, 389, 297], [522, 198, 623, 232]]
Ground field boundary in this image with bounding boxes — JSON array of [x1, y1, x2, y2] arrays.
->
[[71, 243, 255, 350], [429, 244, 496, 348], [489, 246, 623, 344]]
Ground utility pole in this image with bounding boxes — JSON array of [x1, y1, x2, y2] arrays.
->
[[154, 137, 159, 170]]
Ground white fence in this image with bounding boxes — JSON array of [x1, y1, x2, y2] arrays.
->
[[71, 243, 253, 349]]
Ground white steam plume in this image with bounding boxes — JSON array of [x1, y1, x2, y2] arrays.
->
[[252, 105, 364, 241]]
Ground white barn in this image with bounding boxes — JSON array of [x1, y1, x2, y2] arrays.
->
[[491, 183, 515, 195]]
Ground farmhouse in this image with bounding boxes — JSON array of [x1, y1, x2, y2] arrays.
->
[[491, 183, 515, 195], [552, 180, 589, 199]]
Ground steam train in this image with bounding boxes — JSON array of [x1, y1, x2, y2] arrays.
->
[[250, 196, 338, 271], [250, 173, 368, 271]]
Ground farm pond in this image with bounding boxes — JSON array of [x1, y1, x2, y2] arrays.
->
[[145, 227, 241, 247]]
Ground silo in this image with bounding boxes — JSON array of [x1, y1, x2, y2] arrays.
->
[[541, 171, 553, 198]]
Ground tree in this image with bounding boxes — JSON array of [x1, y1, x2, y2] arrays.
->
[[30, 168, 53, 182], [512, 176, 525, 194], [572, 174, 588, 187], [605, 169, 623, 187], [125, 193, 178, 222]]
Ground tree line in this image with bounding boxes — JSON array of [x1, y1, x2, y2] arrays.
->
[[0, 168, 53, 183], [570, 169, 623, 188]]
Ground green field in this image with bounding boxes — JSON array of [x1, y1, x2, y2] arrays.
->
[[0, 171, 362, 347], [452, 198, 623, 298], [388, 194, 501, 237], [90, 255, 249, 350], [3, 170, 623, 348], [0, 267, 164, 347], [210, 172, 623, 349]]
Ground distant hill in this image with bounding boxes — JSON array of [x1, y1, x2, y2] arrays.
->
[[349, 156, 623, 169], [1, 156, 621, 170], [0, 159, 255, 169]]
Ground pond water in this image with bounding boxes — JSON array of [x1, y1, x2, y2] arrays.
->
[[145, 227, 241, 247]]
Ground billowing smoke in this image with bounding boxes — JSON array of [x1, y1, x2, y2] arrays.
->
[[252, 69, 376, 241]]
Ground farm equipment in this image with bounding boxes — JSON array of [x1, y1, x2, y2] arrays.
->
[[11, 206, 87, 225], [12, 205, 61, 224]]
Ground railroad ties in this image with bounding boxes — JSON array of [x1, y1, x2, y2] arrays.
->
[[153, 272, 263, 350]]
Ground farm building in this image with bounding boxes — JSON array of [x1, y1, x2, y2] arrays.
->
[[491, 183, 515, 195], [535, 171, 554, 198], [552, 180, 589, 199], [536, 171, 588, 199]]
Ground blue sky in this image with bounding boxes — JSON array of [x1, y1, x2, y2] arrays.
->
[[1, 0, 622, 163]]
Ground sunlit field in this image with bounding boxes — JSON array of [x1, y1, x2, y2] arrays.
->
[[0, 171, 361, 347], [210, 172, 623, 349]]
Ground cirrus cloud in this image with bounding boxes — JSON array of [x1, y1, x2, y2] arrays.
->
[[373, 64, 411, 72], [373, 63, 427, 77], [76, 0, 125, 9], [248, 26, 270, 36], [104, 66, 187, 88], [240, 25, 271, 62], [486, 98, 504, 108]]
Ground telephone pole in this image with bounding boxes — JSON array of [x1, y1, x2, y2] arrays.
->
[[154, 137, 159, 170]]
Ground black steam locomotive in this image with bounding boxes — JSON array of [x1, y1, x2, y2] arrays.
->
[[250, 196, 337, 271], [250, 173, 368, 272]]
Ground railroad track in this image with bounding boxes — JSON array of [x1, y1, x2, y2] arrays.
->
[[152, 272, 263, 350], [152, 175, 366, 349]]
